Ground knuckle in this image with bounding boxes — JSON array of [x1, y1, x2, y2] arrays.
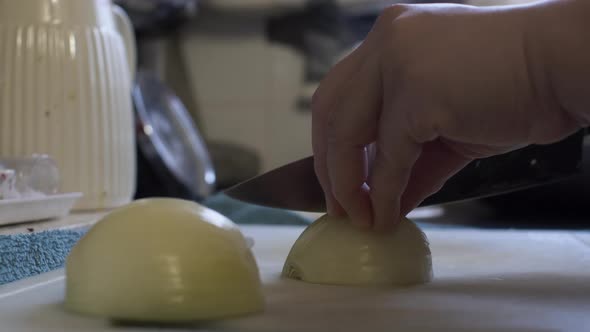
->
[[379, 4, 409, 23], [374, 4, 412, 36], [371, 8, 417, 70], [400, 94, 446, 143], [405, 107, 435, 143]]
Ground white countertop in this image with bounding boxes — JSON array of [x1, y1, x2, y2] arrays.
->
[[1, 224, 589, 331]]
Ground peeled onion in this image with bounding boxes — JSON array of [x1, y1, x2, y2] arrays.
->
[[65, 198, 264, 322], [282, 214, 432, 287]]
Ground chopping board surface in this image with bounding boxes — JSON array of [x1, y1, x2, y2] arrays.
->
[[0, 225, 589, 332]]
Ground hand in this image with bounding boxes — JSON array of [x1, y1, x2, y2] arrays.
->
[[312, 2, 581, 230]]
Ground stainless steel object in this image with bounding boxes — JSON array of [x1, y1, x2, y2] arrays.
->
[[133, 71, 216, 200]]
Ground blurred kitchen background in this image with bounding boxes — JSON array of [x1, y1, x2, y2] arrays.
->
[[115, 0, 589, 228], [118, 0, 532, 190]]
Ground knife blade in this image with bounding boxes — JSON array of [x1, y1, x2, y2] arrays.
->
[[224, 131, 585, 212]]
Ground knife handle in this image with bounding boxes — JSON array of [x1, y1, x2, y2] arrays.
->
[[420, 129, 586, 207]]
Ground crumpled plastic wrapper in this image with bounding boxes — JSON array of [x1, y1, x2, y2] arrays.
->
[[0, 155, 60, 200], [0, 169, 19, 200]]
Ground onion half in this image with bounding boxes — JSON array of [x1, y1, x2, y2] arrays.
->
[[282, 214, 433, 287], [65, 198, 264, 322]]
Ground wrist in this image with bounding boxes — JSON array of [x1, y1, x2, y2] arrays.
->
[[526, 0, 590, 125]]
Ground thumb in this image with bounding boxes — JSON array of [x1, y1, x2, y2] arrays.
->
[[400, 140, 473, 216]]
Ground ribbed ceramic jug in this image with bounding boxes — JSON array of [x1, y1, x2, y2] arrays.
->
[[0, 0, 137, 210]]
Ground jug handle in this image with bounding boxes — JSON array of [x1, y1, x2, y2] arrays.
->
[[112, 5, 137, 81]]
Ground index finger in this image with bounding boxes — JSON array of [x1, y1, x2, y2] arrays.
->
[[311, 45, 367, 216], [325, 54, 382, 226]]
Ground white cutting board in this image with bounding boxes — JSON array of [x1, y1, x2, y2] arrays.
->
[[1, 225, 589, 332]]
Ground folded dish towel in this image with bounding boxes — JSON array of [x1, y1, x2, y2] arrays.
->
[[0, 194, 311, 286]]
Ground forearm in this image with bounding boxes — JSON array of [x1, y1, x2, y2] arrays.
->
[[527, 0, 590, 126]]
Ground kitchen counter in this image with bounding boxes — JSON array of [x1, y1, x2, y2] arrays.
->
[[1, 193, 589, 330], [1, 224, 589, 331], [2, 193, 588, 287]]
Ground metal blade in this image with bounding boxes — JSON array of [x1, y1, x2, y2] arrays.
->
[[225, 156, 326, 212], [225, 131, 584, 212]]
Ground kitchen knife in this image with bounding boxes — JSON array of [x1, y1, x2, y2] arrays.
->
[[225, 131, 585, 212]]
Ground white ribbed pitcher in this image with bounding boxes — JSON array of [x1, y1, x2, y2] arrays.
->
[[0, 0, 137, 210]]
